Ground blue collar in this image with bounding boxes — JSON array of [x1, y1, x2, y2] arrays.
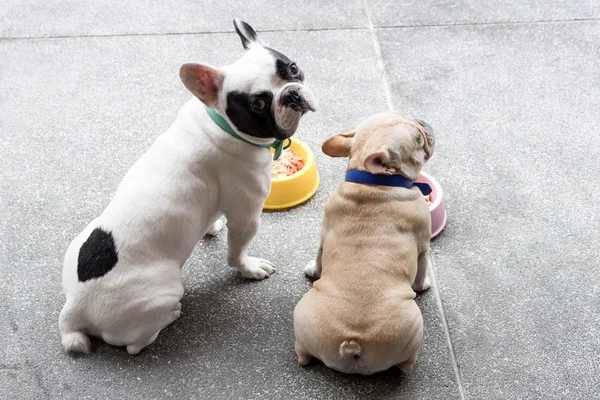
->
[[345, 169, 432, 196]]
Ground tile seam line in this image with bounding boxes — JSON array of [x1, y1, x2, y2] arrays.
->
[[429, 256, 466, 400], [0, 26, 369, 41], [376, 16, 600, 29], [362, 0, 393, 111], [363, 0, 467, 396], [1, 16, 599, 40]]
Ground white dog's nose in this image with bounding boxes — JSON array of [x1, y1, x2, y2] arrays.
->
[[280, 83, 318, 112], [281, 87, 302, 111]]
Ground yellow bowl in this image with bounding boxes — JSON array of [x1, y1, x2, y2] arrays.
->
[[264, 138, 320, 210]]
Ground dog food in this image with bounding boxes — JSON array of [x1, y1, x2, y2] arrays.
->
[[424, 194, 432, 207], [272, 149, 305, 178]]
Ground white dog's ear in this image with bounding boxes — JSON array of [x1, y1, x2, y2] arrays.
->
[[364, 145, 396, 175], [179, 63, 224, 108], [322, 131, 355, 158], [233, 19, 265, 49]]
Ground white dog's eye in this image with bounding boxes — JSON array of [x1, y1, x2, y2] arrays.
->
[[416, 135, 422, 144], [289, 63, 299, 75], [252, 99, 266, 111]]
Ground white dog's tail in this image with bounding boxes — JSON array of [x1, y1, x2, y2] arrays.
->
[[339, 339, 362, 359], [59, 305, 91, 354]]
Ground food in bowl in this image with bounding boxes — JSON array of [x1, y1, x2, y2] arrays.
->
[[424, 194, 432, 207], [264, 138, 319, 210], [272, 148, 305, 179]]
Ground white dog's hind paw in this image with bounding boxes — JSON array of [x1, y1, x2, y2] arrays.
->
[[171, 302, 182, 319], [237, 257, 276, 280], [413, 277, 432, 292], [126, 344, 144, 355], [206, 219, 225, 236], [304, 260, 320, 278], [170, 309, 182, 320]]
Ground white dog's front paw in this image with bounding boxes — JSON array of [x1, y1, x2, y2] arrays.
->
[[237, 256, 276, 280], [206, 219, 225, 236], [413, 277, 432, 292], [304, 260, 320, 278]]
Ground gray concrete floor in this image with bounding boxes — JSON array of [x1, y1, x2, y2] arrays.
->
[[1, 1, 600, 399]]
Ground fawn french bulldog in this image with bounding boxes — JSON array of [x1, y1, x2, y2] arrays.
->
[[294, 112, 434, 374]]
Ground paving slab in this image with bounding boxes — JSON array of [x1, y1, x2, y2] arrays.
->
[[367, 0, 600, 28], [0, 0, 367, 38], [0, 29, 459, 399], [378, 21, 600, 399]]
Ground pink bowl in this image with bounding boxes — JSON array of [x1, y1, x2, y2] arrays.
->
[[417, 171, 447, 239]]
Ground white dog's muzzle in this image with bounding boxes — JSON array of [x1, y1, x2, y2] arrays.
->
[[274, 83, 318, 135]]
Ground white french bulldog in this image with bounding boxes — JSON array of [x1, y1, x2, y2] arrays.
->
[[59, 19, 317, 355]]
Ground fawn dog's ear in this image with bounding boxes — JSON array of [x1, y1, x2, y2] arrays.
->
[[322, 131, 355, 158]]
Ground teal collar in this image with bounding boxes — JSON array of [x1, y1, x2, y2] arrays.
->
[[205, 106, 290, 160]]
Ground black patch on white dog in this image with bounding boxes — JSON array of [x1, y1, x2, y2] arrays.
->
[[265, 47, 305, 83], [226, 91, 288, 140], [77, 228, 118, 282]]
